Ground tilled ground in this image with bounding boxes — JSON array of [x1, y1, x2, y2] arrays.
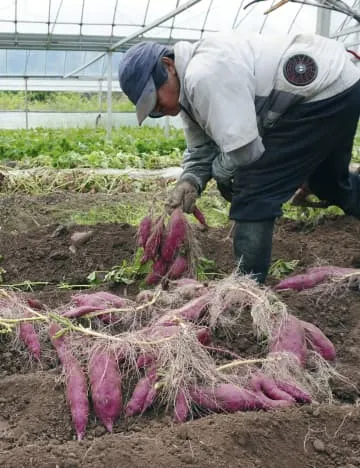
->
[[1, 192, 360, 468]]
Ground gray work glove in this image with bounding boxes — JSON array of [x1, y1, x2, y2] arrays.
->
[[166, 180, 198, 214]]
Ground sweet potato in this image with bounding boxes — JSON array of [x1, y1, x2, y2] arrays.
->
[[136, 353, 156, 369], [49, 323, 89, 440], [72, 292, 127, 309], [49, 323, 68, 364], [168, 255, 188, 280], [174, 389, 190, 423], [300, 320, 336, 361], [161, 209, 187, 263], [88, 350, 123, 432], [274, 270, 329, 291], [276, 382, 311, 403], [192, 206, 208, 229], [65, 358, 89, 440], [155, 294, 210, 325], [145, 259, 169, 286], [62, 305, 104, 319], [137, 216, 152, 248], [19, 320, 41, 360], [125, 368, 157, 417], [190, 384, 284, 412], [26, 298, 44, 310], [250, 375, 295, 403], [142, 216, 165, 263], [269, 315, 307, 367]]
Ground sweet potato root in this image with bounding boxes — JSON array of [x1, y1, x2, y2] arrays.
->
[[88, 350, 123, 432], [300, 320, 336, 361], [161, 209, 187, 263], [19, 311, 41, 360], [137, 216, 152, 248], [125, 368, 157, 417], [49, 324, 89, 440], [269, 315, 307, 367], [174, 389, 190, 422]]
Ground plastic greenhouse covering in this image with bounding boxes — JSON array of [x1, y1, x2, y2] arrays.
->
[[0, 0, 359, 90]]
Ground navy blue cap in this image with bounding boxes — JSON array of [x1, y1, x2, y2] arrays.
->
[[118, 42, 171, 124]]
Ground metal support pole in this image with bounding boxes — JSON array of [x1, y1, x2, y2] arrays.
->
[[164, 115, 170, 138], [24, 77, 29, 129], [98, 80, 103, 113], [106, 52, 113, 142], [316, 1, 331, 37]]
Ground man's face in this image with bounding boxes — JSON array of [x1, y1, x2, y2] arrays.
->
[[152, 57, 181, 117]]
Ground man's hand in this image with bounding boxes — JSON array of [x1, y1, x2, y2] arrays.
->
[[166, 180, 198, 214]]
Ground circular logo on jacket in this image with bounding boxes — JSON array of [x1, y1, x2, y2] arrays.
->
[[283, 54, 318, 86]]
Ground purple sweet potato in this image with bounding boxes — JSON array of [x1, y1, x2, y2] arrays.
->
[[49, 323, 89, 440], [269, 315, 307, 367], [19, 311, 41, 360], [190, 385, 268, 412], [62, 305, 105, 319], [192, 206, 208, 229], [136, 353, 156, 369], [26, 298, 44, 310], [174, 389, 190, 423], [49, 323, 68, 364], [72, 292, 127, 308], [155, 294, 210, 325], [142, 216, 165, 263], [137, 216, 152, 248], [168, 255, 188, 280], [88, 350, 123, 432], [145, 259, 169, 285], [144, 272, 162, 286], [300, 320, 336, 361], [65, 358, 89, 440], [125, 368, 157, 417], [274, 270, 330, 291], [250, 375, 295, 403], [276, 381, 311, 403], [161, 209, 187, 263]]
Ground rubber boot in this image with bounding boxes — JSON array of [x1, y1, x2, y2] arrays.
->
[[233, 219, 275, 284]]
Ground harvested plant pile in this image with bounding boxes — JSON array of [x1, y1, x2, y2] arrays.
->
[[0, 273, 339, 441]]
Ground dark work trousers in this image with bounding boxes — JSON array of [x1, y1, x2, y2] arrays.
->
[[229, 79, 360, 282], [230, 79, 360, 221]]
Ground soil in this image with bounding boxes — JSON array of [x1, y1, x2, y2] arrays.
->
[[1, 192, 360, 468]]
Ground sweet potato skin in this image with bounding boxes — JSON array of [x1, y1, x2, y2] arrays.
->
[[88, 351, 123, 432]]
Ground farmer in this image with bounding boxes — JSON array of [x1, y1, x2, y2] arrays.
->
[[118, 32, 360, 283]]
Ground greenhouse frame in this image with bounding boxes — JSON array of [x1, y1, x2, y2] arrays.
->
[[1, 0, 360, 136]]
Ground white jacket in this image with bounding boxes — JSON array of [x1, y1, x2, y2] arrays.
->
[[174, 32, 360, 189]]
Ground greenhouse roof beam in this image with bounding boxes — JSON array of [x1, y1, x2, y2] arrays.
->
[[331, 23, 360, 37], [64, 0, 202, 78], [0, 32, 203, 52]]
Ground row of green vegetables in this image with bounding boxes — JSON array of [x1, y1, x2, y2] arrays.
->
[[0, 127, 186, 170], [2, 126, 360, 170], [0, 91, 135, 112]]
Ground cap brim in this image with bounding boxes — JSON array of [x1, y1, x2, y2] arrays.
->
[[136, 77, 157, 125]]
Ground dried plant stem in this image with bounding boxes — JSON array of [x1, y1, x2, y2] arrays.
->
[[82, 290, 162, 319], [217, 355, 283, 371]]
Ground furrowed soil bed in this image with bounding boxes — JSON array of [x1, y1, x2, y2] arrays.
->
[[1, 192, 360, 468]]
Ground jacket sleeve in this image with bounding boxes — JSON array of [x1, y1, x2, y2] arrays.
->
[[212, 136, 265, 182], [178, 108, 220, 193]]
